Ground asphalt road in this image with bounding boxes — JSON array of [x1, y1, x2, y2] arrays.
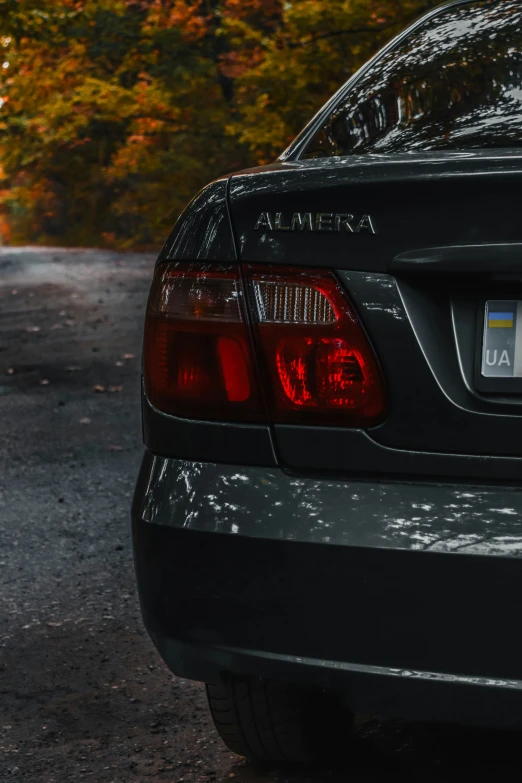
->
[[2, 247, 522, 782]]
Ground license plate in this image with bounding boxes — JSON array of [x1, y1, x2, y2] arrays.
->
[[482, 300, 521, 377]]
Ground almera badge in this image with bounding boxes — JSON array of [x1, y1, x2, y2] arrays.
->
[[254, 212, 376, 234]]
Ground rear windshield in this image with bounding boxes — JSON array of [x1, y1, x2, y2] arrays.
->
[[301, 0, 522, 158]]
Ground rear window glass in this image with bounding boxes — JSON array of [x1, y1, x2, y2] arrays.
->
[[301, 0, 522, 158]]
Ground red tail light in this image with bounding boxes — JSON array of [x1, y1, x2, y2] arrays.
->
[[144, 263, 265, 421], [144, 263, 386, 426], [246, 266, 386, 426]]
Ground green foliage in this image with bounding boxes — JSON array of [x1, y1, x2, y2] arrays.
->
[[0, 0, 439, 248]]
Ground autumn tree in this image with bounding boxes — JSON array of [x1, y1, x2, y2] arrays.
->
[[229, 0, 439, 163], [0, 0, 438, 248]]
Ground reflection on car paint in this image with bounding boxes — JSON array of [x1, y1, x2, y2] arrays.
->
[[341, 272, 407, 324], [210, 645, 522, 691], [135, 453, 522, 557], [302, 1, 522, 158], [160, 178, 235, 263]]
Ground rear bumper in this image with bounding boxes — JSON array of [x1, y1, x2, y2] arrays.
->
[[153, 638, 522, 729], [132, 452, 522, 728]]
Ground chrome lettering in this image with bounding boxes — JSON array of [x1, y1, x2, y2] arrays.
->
[[254, 211, 377, 234], [254, 212, 273, 230], [316, 213, 333, 231], [335, 214, 355, 233], [274, 212, 290, 230], [356, 214, 377, 234], [290, 212, 313, 231]]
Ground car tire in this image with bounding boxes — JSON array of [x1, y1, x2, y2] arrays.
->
[[206, 676, 352, 765]]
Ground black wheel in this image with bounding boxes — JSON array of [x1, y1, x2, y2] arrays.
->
[[206, 676, 352, 766]]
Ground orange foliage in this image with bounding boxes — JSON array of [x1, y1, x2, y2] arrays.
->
[[223, 0, 282, 23], [0, 0, 440, 248], [167, 0, 209, 41]]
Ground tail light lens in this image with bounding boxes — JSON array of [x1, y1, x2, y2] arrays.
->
[[144, 263, 265, 420], [144, 262, 386, 426], [246, 267, 386, 426]]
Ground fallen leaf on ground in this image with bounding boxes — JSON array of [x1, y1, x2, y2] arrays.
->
[[108, 385, 123, 393], [79, 417, 91, 424], [64, 319, 75, 327], [93, 384, 106, 393], [108, 445, 123, 452], [25, 326, 40, 333], [40, 379, 50, 386], [122, 353, 135, 360]]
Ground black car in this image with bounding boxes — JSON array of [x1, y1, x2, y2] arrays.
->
[[133, 0, 522, 765]]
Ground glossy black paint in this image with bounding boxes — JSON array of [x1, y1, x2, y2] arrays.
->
[[133, 514, 522, 725], [274, 428, 522, 481], [282, 0, 521, 161], [228, 152, 522, 272], [158, 178, 236, 264], [134, 454, 522, 555], [142, 383, 277, 467], [302, 0, 522, 158], [393, 243, 522, 273], [344, 272, 522, 456], [136, 524, 522, 682], [133, 456, 522, 722], [144, 634, 522, 729]]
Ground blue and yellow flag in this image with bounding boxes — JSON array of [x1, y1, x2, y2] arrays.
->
[[488, 312, 514, 328]]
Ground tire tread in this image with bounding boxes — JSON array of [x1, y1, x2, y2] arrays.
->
[[206, 676, 351, 765]]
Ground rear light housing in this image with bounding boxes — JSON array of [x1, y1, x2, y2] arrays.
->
[[144, 262, 386, 427], [246, 266, 386, 426], [144, 263, 265, 421]]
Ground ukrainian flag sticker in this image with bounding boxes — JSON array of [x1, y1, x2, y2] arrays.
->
[[482, 300, 519, 378], [488, 311, 514, 328]]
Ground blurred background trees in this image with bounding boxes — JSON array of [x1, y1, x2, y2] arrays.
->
[[0, 0, 437, 248]]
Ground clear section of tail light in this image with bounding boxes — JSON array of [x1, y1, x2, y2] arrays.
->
[[252, 279, 337, 324], [148, 268, 242, 321], [144, 263, 265, 421], [245, 266, 386, 426]]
